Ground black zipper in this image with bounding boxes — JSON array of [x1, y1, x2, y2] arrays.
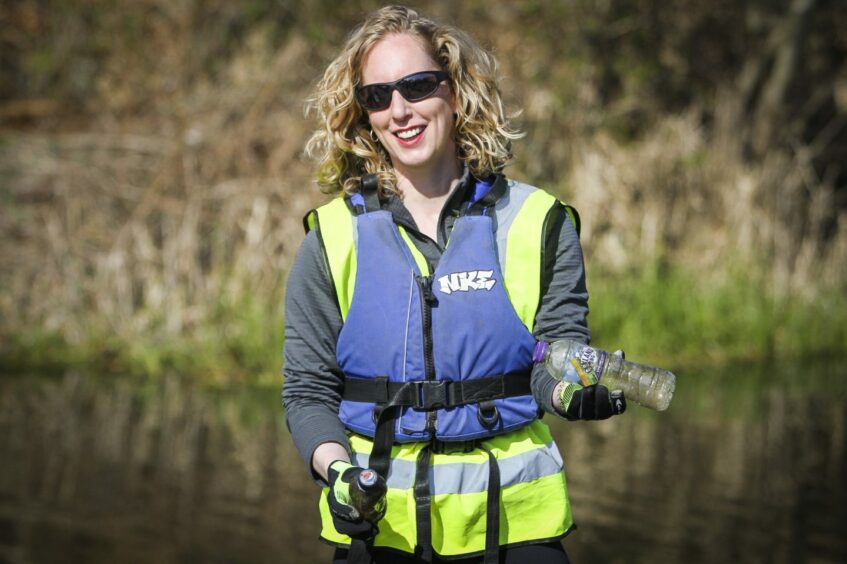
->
[[416, 274, 437, 433]]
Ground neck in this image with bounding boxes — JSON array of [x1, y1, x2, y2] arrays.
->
[[395, 158, 463, 204], [394, 158, 463, 241]]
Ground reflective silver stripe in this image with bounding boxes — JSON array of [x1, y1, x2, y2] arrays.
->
[[401, 271, 413, 382], [352, 441, 563, 495], [492, 180, 536, 276], [351, 213, 359, 249]]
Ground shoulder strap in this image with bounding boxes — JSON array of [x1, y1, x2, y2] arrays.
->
[[361, 174, 381, 213], [464, 175, 508, 216]]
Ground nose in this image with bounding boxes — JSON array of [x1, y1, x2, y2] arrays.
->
[[388, 88, 412, 121]]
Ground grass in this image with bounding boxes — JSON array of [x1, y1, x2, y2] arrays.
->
[[2, 261, 844, 384], [1, 296, 286, 385], [587, 260, 847, 369]]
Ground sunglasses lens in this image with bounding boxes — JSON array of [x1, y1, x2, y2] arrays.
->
[[357, 72, 446, 110], [398, 73, 442, 101], [358, 85, 392, 110]]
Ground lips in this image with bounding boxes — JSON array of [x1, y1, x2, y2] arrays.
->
[[396, 126, 423, 139], [394, 125, 426, 145]]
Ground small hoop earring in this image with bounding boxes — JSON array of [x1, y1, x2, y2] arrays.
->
[[368, 128, 380, 145]]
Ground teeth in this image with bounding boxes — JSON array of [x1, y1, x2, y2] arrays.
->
[[397, 127, 423, 140]]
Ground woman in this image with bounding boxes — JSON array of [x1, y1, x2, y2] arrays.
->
[[282, 6, 625, 564]]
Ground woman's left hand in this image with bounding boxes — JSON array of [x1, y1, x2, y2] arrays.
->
[[557, 383, 626, 420]]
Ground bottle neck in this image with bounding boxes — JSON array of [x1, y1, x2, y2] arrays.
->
[[532, 341, 549, 363]]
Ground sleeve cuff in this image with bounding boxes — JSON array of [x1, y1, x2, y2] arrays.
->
[[533, 363, 567, 419], [287, 411, 351, 486]]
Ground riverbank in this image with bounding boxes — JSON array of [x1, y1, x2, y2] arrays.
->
[[3, 263, 843, 383], [588, 262, 847, 368]]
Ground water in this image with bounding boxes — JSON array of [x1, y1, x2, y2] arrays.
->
[[1, 359, 845, 563]]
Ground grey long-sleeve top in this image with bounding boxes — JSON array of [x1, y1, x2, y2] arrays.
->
[[282, 173, 590, 479]]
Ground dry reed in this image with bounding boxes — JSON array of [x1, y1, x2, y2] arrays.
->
[[569, 107, 847, 297]]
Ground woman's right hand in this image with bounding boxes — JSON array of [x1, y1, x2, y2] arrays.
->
[[327, 460, 381, 539]]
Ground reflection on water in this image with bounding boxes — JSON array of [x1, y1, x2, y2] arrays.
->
[[1, 360, 845, 563]]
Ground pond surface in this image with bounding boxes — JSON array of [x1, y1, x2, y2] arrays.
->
[[1, 359, 846, 563]]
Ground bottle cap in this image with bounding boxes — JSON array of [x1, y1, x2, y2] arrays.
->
[[532, 341, 548, 363], [358, 469, 378, 488]]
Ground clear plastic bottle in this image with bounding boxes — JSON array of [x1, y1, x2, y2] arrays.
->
[[350, 468, 387, 523], [532, 339, 676, 411]]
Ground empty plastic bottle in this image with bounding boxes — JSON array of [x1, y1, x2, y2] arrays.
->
[[350, 468, 387, 523], [533, 339, 676, 411]]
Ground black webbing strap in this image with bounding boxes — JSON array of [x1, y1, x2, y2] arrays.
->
[[347, 538, 373, 564], [344, 409, 394, 564], [408, 443, 500, 563], [361, 174, 381, 213], [366, 373, 408, 479], [342, 372, 532, 409], [369, 404, 396, 479], [348, 376, 407, 564], [480, 445, 501, 564], [414, 445, 434, 563]]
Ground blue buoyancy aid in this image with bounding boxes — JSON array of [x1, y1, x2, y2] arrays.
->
[[335, 184, 540, 442]]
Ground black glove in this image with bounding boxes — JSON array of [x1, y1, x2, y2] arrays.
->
[[327, 460, 380, 540], [561, 383, 626, 420]]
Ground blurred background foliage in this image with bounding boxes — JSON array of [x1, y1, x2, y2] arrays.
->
[[1, 0, 845, 381]]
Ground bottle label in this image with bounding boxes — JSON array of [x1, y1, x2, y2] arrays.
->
[[576, 346, 605, 384], [560, 345, 603, 385]]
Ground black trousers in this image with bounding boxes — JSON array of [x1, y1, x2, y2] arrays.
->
[[332, 541, 571, 564]]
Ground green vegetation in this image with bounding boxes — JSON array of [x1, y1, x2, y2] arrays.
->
[[4, 261, 844, 382], [2, 297, 285, 385], [588, 261, 847, 369]]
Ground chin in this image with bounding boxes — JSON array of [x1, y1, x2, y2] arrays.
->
[[389, 147, 452, 172]]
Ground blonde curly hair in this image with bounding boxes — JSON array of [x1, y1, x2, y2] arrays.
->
[[304, 5, 522, 196]]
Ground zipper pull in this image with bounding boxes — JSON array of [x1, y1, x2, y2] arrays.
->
[[419, 275, 437, 304]]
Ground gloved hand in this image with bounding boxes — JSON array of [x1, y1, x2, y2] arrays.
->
[[557, 348, 627, 420], [327, 460, 380, 539], [559, 382, 626, 420]]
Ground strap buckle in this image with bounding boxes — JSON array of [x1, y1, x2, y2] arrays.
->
[[430, 438, 478, 454], [413, 380, 451, 410]]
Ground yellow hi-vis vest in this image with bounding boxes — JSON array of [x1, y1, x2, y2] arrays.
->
[[305, 180, 578, 557]]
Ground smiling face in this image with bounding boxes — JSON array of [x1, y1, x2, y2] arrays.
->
[[359, 33, 458, 180]]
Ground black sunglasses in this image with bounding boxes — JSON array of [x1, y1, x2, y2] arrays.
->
[[356, 71, 450, 111]]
